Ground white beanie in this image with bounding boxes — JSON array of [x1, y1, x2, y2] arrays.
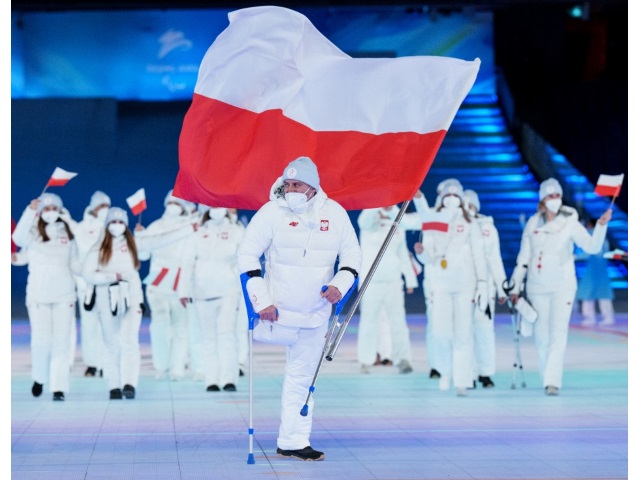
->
[[89, 190, 111, 211], [539, 178, 563, 200], [463, 189, 480, 211], [37, 193, 63, 214], [436, 178, 463, 195], [105, 207, 129, 227], [282, 156, 320, 190], [164, 189, 195, 214]]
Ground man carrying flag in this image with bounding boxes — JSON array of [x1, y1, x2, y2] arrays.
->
[[237, 156, 362, 461]]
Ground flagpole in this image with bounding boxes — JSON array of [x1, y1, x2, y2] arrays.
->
[[325, 198, 411, 360]]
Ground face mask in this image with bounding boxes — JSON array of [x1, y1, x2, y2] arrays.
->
[[164, 203, 183, 217], [41, 210, 60, 224], [442, 195, 461, 209], [228, 212, 238, 224], [285, 190, 310, 210], [545, 198, 562, 214], [108, 223, 126, 237], [95, 208, 108, 222], [208, 208, 227, 223]]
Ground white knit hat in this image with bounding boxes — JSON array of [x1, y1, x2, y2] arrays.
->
[[164, 189, 195, 214], [105, 207, 129, 227], [463, 189, 480, 211], [282, 156, 320, 190], [436, 178, 463, 195], [37, 193, 63, 214], [89, 190, 111, 211], [539, 178, 563, 200]]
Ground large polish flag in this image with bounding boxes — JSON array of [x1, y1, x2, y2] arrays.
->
[[174, 6, 480, 211], [46, 167, 77, 187], [126, 188, 147, 216], [594, 173, 624, 197]]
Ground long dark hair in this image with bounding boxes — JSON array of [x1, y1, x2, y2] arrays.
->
[[98, 227, 140, 269], [37, 217, 74, 242]]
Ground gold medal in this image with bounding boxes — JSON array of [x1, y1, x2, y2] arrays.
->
[[440, 258, 447, 269]]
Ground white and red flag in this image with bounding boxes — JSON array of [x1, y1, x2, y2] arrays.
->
[[126, 188, 147, 216], [174, 6, 480, 210], [421, 210, 453, 233], [46, 167, 77, 188], [594, 173, 624, 197]]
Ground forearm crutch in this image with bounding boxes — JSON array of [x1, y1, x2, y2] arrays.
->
[[300, 278, 359, 416], [502, 280, 526, 389], [239, 272, 260, 464]]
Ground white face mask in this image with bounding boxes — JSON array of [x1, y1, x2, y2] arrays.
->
[[41, 210, 60, 224], [108, 223, 126, 237], [164, 203, 183, 217], [285, 190, 310, 210], [95, 207, 108, 222], [208, 208, 227, 223], [442, 195, 461, 209], [228, 212, 238, 224], [545, 198, 562, 214]]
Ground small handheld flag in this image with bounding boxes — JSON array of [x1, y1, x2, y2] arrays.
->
[[126, 188, 147, 218], [594, 174, 624, 197], [421, 210, 453, 233], [42, 167, 78, 194]]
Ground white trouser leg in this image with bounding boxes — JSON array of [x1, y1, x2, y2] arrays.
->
[[424, 287, 436, 371], [451, 291, 474, 389], [147, 289, 172, 373], [50, 302, 75, 392], [529, 290, 574, 388], [385, 283, 412, 365], [598, 299, 615, 325], [167, 295, 189, 379], [357, 284, 384, 366], [96, 292, 122, 390], [69, 314, 77, 368], [79, 295, 105, 370], [277, 322, 326, 451], [119, 305, 142, 388], [377, 311, 393, 361], [429, 292, 454, 378], [473, 298, 496, 376], [581, 300, 596, 325], [186, 303, 203, 377]]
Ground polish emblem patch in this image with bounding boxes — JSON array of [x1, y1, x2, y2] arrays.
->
[[320, 220, 329, 231]]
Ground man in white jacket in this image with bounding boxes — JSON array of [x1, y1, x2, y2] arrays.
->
[[237, 156, 362, 462], [509, 178, 611, 396], [356, 205, 418, 374]]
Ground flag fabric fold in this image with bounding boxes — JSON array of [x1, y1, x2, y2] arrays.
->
[[126, 188, 147, 216], [174, 6, 480, 211], [421, 210, 453, 233], [46, 167, 78, 187], [594, 173, 624, 197]]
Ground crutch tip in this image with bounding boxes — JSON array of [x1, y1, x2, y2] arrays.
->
[[300, 405, 309, 416], [247, 453, 255, 464]]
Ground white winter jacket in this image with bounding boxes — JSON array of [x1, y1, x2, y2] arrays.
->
[[180, 217, 245, 300], [357, 208, 418, 289], [237, 181, 362, 328], [510, 206, 607, 294], [476, 214, 508, 297], [12, 205, 79, 304]]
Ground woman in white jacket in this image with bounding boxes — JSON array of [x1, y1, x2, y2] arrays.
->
[[237, 156, 362, 462], [414, 180, 488, 396], [509, 178, 611, 396], [12, 193, 79, 401], [180, 206, 245, 392]]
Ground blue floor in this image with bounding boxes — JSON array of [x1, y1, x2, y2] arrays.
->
[[11, 311, 629, 479]]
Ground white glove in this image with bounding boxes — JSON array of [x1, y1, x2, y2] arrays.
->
[[475, 280, 489, 317]]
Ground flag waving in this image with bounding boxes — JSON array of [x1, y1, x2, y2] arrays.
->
[[594, 174, 624, 197], [174, 6, 480, 210], [46, 167, 77, 188], [126, 188, 147, 216]]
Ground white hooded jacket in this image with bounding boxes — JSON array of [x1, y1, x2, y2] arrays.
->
[[237, 177, 362, 328]]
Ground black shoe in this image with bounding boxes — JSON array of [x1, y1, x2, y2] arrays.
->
[[277, 446, 325, 461], [206, 384, 220, 392], [109, 388, 123, 400], [99, 369, 103, 377], [429, 369, 441, 379], [31, 382, 43, 397], [478, 376, 495, 388], [373, 353, 383, 366], [239, 369, 245, 377], [84, 366, 97, 377], [123, 384, 135, 399], [53, 391, 65, 401], [380, 358, 393, 366], [223, 383, 237, 392]]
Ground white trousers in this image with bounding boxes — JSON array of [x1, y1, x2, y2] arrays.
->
[[186, 303, 203, 377], [472, 290, 497, 377], [429, 287, 475, 389], [27, 301, 75, 393], [77, 285, 105, 370], [357, 281, 412, 366], [194, 294, 240, 387], [277, 322, 326, 451], [95, 291, 142, 390], [581, 299, 615, 325], [528, 289, 575, 388], [147, 289, 189, 378]]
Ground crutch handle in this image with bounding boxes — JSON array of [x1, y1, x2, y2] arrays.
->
[[322, 281, 357, 317]]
